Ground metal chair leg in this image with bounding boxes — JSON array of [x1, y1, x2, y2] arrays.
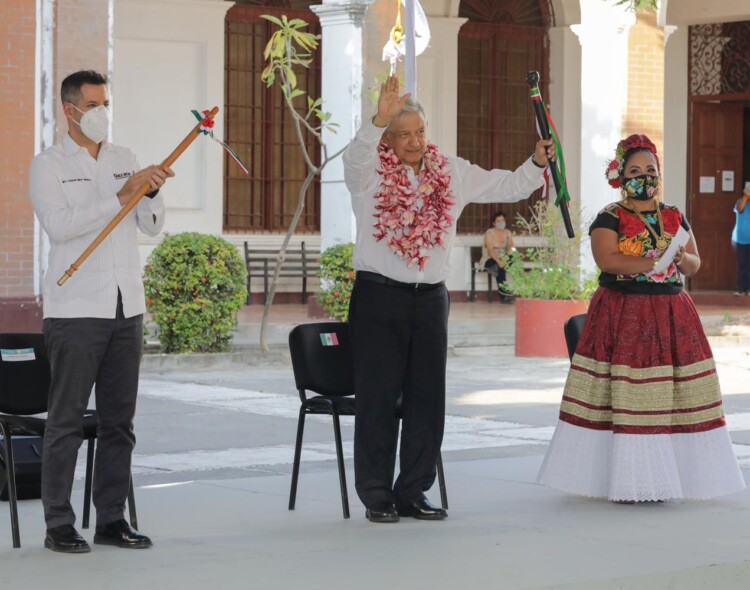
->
[[81, 438, 95, 529], [288, 405, 307, 510], [331, 409, 350, 519], [436, 450, 448, 510], [127, 474, 138, 530], [0, 424, 21, 548]]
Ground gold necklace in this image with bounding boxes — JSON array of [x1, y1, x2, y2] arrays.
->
[[626, 201, 668, 252]]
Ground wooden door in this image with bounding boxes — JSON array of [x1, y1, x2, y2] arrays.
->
[[688, 102, 743, 290]]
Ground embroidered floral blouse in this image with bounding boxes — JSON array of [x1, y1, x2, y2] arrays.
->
[[589, 202, 691, 294]]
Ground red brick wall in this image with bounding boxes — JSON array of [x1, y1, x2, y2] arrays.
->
[[622, 9, 664, 158], [53, 0, 109, 143], [0, 0, 36, 299], [0, 1, 109, 330]]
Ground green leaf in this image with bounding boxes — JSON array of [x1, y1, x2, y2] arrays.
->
[[285, 66, 297, 89], [260, 14, 283, 27]]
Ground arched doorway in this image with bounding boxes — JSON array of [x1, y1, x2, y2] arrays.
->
[[687, 21, 750, 291], [456, 0, 552, 234], [224, 1, 321, 233]]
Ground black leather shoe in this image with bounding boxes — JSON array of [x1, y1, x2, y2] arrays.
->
[[44, 524, 91, 553], [397, 498, 447, 520], [94, 519, 152, 549], [365, 502, 399, 523]]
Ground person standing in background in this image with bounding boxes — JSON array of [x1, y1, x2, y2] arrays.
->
[[732, 184, 750, 296]]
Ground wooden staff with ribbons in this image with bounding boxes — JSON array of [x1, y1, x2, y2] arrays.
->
[[526, 71, 575, 239], [57, 106, 220, 286]]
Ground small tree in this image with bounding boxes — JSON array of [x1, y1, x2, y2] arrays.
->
[[259, 15, 345, 351]]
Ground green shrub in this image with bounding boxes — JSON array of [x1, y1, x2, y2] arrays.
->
[[317, 243, 354, 321], [143, 233, 247, 353]]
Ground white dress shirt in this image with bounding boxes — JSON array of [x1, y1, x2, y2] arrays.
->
[[343, 118, 546, 284], [29, 134, 165, 319]]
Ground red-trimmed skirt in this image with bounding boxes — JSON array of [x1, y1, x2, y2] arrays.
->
[[537, 287, 745, 501]]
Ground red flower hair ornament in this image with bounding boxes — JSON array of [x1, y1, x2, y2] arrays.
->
[[605, 134, 660, 189]]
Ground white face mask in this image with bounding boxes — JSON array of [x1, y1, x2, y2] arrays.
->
[[495, 221, 506, 230], [71, 104, 109, 144]]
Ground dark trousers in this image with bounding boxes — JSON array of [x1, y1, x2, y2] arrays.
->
[[41, 295, 143, 528], [348, 278, 449, 508], [733, 240, 750, 292], [484, 259, 509, 297]]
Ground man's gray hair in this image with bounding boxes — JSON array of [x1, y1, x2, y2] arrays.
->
[[386, 97, 427, 132]]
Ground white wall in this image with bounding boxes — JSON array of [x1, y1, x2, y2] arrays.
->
[[113, 0, 231, 262], [663, 25, 689, 214], [664, 0, 750, 25]]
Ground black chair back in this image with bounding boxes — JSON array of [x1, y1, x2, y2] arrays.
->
[[288, 322, 354, 398], [0, 334, 50, 415], [563, 314, 588, 362]]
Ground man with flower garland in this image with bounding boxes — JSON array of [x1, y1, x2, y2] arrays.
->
[[343, 74, 554, 523]]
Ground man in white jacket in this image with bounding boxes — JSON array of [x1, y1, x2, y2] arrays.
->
[[29, 70, 172, 553]]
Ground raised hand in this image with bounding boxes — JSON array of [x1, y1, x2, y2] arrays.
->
[[373, 74, 411, 128]]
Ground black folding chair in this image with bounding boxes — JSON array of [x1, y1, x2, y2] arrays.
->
[[288, 322, 448, 519], [0, 333, 137, 548], [563, 314, 588, 362]]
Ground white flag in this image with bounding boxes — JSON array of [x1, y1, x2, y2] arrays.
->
[[382, 0, 431, 75]]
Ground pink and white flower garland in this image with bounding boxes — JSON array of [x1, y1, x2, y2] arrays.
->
[[373, 141, 456, 270]]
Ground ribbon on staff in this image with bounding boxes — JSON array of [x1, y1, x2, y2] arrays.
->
[[191, 109, 249, 176], [529, 87, 570, 208], [526, 71, 574, 239]]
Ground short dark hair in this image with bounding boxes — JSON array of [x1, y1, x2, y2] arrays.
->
[[60, 70, 108, 105], [490, 210, 505, 225]]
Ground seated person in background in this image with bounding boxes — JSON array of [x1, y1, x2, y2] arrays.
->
[[480, 210, 514, 303]]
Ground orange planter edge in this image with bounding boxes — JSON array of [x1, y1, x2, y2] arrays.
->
[[515, 298, 590, 358]]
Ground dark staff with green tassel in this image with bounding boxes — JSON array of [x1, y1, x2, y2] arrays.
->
[[526, 70, 575, 239]]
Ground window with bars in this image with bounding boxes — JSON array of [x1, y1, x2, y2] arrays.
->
[[456, 0, 550, 234], [224, 3, 321, 233]]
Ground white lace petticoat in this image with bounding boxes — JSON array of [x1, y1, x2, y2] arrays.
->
[[537, 420, 746, 502]]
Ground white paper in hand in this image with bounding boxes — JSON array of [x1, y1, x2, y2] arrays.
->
[[649, 226, 689, 275]]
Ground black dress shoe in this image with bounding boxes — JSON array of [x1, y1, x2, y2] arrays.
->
[[44, 524, 91, 553], [94, 519, 152, 549], [365, 501, 399, 523], [397, 498, 447, 520]]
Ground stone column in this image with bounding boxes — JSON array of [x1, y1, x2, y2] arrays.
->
[[311, 0, 372, 251], [571, 0, 634, 272]]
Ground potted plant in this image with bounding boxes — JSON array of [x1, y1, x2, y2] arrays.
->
[[501, 199, 597, 357]]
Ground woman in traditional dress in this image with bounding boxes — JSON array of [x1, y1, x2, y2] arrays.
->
[[537, 134, 745, 502], [481, 210, 514, 303]]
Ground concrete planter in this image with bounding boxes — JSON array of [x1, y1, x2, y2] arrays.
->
[[515, 298, 589, 357]]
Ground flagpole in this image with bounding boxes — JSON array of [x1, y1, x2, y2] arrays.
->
[[404, 0, 416, 97]]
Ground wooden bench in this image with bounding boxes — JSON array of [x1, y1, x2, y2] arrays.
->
[[243, 241, 320, 305], [469, 235, 547, 301]]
